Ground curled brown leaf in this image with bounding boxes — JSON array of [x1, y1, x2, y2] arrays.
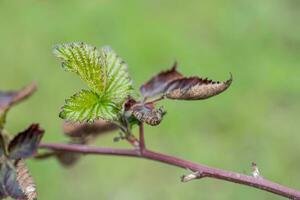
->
[[8, 124, 44, 160], [165, 74, 232, 100], [15, 160, 37, 200], [140, 63, 232, 101], [140, 62, 183, 98], [0, 83, 37, 112], [36, 120, 118, 167], [131, 103, 166, 126], [63, 119, 118, 139], [34, 151, 82, 168]]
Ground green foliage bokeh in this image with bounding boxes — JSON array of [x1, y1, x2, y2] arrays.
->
[[0, 0, 299, 199]]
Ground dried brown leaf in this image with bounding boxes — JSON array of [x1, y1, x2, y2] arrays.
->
[[165, 74, 232, 100], [131, 103, 166, 126], [34, 150, 82, 168], [34, 120, 115, 168], [140, 62, 183, 98], [8, 124, 44, 160], [63, 119, 118, 139], [15, 160, 37, 200], [2, 163, 26, 200], [0, 83, 37, 112], [55, 150, 82, 167]]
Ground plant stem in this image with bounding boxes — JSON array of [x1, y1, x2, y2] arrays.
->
[[139, 123, 145, 151], [38, 143, 300, 199]]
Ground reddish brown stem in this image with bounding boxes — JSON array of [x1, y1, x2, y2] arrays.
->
[[139, 123, 145, 151], [38, 143, 300, 199]]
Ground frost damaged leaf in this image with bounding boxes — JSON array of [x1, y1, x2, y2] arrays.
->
[[165, 75, 232, 100], [2, 163, 26, 200], [35, 143, 83, 168], [141, 63, 232, 101], [54, 120, 118, 167], [0, 83, 36, 129], [55, 150, 82, 167], [0, 133, 6, 157], [140, 62, 183, 98], [15, 160, 37, 200], [0, 83, 36, 112], [131, 103, 166, 126], [8, 124, 44, 160], [63, 119, 118, 139]]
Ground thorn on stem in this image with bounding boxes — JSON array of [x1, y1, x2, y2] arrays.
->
[[181, 171, 203, 182], [252, 162, 262, 179]]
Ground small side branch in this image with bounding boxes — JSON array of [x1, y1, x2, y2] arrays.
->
[[38, 143, 300, 199]]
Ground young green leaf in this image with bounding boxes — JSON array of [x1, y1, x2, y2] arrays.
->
[[100, 46, 134, 106], [59, 90, 119, 122], [53, 42, 104, 93], [54, 42, 134, 122], [8, 124, 44, 160]]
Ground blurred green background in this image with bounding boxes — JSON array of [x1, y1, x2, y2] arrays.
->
[[0, 0, 300, 199]]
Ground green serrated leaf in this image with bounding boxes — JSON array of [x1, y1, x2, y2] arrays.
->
[[59, 90, 119, 122], [54, 42, 134, 122], [101, 46, 134, 106], [53, 42, 105, 93]]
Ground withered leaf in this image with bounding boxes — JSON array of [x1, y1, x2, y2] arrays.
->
[[8, 124, 44, 160], [131, 103, 166, 126], [140, 62, 183, 98], [0, 133, 6, 157], [35, 146, 82, 168], [140, 63, 232, 100], [0, 166, 6, 199], [15, 160, 37, 200], [165, 75, 232, 100], [35, 149, 82, 168], [35, 120, 116, 168], [63, 119, 118, 139], [1, 163, 26, 200], [0, 83, 36, 130], [53, 120, 118, 167], [0, 83, 37, 113], [55, 150, 82, 167]]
